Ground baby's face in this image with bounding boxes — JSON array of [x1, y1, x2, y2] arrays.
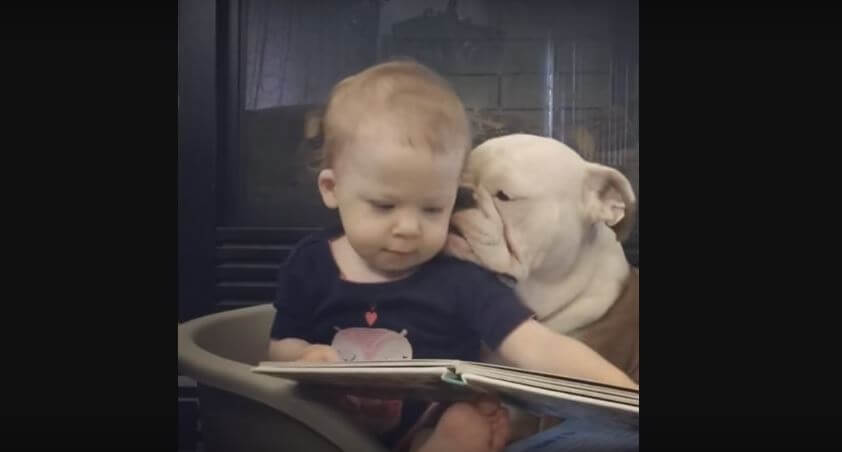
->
[[328, 135, 463, 276]]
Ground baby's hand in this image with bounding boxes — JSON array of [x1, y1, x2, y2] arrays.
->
[[298, 344, 342, 362]]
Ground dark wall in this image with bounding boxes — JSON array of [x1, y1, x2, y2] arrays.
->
[[178, 0, 217, 322]]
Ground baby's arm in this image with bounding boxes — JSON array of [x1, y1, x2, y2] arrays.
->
[[497, 319, 638, 389], [268, 338, 341, 362]]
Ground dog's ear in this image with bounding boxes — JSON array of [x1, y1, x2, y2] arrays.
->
[[582, 163, 637, 242], [453, 185, 477, 211], [453, 165, 478, 211]]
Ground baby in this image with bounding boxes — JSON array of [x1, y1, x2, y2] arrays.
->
[[268, 60, 637, 452]]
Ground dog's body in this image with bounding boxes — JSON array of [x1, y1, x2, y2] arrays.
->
[[447, 134, 639, 383]]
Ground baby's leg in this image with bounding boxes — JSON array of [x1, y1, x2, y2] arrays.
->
[[339, 395, 403, 434], [506, 403, 565, 442], [411, 396, 510, 452]]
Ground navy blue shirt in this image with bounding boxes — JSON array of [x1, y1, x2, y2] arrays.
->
[[270, 227, 534, 361]]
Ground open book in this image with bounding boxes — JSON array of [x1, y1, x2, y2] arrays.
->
[[252, 360, 638, 450]]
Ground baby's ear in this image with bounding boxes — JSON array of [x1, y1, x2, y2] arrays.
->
[[318, 169, 338, 209], [582, 163, 637, 242]]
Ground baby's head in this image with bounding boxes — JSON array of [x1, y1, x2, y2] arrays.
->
[[316, 60, 471, 276]]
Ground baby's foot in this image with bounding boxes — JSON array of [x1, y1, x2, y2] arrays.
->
[[417, 396, 510, 452]]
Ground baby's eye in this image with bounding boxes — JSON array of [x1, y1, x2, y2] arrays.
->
[[423, 207, 444, 214], [370, 201, 394, 210], [495, 190, 512, 201]]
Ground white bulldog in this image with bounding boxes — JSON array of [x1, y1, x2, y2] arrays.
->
[[447, 133, 639, 383]]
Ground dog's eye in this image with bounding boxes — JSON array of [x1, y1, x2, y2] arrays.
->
[[495, 190, 511, 201]]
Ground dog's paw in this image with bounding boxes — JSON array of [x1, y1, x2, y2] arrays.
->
[[444, 232, 481, 265]]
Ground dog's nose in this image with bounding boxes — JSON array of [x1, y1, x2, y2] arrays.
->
[[454, 186, 477, 211]]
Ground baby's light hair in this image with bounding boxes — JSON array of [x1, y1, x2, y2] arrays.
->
[[315, 59, 471, 170]]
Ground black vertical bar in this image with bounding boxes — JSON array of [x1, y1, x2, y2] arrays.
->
[[179, 0, 217, 321]]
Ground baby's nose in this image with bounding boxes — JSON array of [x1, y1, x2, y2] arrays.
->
[[394, 212, 421, 236]]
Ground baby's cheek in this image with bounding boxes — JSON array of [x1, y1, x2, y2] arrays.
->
[[427, 221, 450, 250]]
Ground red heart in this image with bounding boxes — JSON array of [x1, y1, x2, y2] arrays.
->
[[365, 311, 378, 326]]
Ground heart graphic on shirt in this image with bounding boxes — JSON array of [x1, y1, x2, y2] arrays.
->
[[365, 311, 378, 326]]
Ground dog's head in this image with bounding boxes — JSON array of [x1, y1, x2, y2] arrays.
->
[[447, 134, 636, 282]]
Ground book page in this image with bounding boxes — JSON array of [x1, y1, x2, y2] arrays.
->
[[252, 360, 639, 420], [456, 362, 639, 397], [461, 374, 638, 428], [462, 366, 638, 406], [253, 363, 480, 400], [256, 360, 637, 401], [255, 359, 459, 369]]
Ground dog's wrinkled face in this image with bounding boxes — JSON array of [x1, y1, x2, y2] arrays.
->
[[447, 134, 636, 282]]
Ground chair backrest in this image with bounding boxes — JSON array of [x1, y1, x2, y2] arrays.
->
[[179, 303, 390, 452], [213, 227, 322, 315], [193, 303, 275, 366]]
